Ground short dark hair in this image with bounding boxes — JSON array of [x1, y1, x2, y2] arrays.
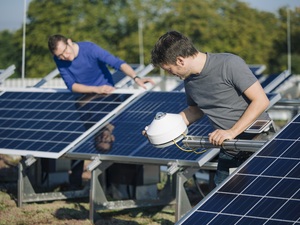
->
[[48, 34, 68, 54], [151, 31, 198, 67]]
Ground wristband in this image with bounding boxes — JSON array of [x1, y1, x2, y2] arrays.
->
[[133, 76, 140, 81]]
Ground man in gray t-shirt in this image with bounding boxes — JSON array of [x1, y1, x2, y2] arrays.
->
[[151, 31, 271, 186], [185, 52, 270, 130]]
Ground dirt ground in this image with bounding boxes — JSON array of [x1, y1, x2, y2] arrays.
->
[[0, 154, 205, 225]]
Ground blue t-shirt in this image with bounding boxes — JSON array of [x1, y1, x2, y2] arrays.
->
[[54, 42, 125, 91]]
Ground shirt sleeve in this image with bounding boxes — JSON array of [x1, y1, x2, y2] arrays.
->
[[225, 55, 258, 94], [91, 44, 125, 71]]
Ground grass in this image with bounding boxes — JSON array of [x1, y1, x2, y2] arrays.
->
[[0, 152, 210, 225], [0, 190, 176, 225], [0, 155, 179, 225]]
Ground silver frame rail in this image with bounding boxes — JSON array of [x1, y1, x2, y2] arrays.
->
[[183, 136, 267, 152]]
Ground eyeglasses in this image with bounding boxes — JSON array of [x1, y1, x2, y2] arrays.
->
[[56, 44, 68, 60]]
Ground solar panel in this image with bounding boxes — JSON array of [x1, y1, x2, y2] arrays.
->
[[0, 88, 140, 159], [266, 93, 281, 110], [67, 91, 217, 167], [176, 113, 300, 224], [261, 70, 292, 93], [248, 64, 266, 77], [0, 64, 16, 84]]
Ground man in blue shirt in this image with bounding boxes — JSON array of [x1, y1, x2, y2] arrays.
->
[[48, 34, 154, 190], [48, 34, 154, 93]]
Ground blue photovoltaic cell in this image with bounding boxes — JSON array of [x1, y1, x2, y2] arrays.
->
[[0, 90, 135, 158], [69, 91, 215, 165], [177, 113, 300, 225], [260, 73, 282, 89]]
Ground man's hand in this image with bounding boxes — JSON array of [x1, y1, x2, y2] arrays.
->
[[208, 129, 235, 146], [94, 85, 115, 94], [134, 77, 155, 89]]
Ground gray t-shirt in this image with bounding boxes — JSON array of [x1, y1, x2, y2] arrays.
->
[[185, 53, 270, 130]]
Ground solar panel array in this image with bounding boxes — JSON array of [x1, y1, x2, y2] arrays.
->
[[177, 113, 300, 224], [261, 71, 292, 93], [0, 89, 138, 158], [68, 91, 216, 166]]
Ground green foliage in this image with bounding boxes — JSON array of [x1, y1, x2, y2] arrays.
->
[[0, 31, 23, 77], [0, 0, 299, 78], [0, 31, 14, 69]]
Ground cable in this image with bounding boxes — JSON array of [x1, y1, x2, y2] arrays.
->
[[172, 133, 207, 155], [173, 140, 196, 152]]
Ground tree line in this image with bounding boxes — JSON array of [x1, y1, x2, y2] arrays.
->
[[0, 0, 299, 78]]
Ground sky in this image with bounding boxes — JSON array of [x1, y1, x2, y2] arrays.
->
[[0, 0, 299, 32]]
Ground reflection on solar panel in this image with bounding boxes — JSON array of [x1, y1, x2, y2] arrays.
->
[[177, 113, 300, 225], [0, 89, 139, 158], [68, 91, 216, 166]]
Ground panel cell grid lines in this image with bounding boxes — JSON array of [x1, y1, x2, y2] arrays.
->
[[68, 91, 216, 166], [177, 114, 300, 225], [0, 89, 138, 159]]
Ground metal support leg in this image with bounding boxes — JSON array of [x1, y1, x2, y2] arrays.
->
[[18, 157, 89, 206], [175, 168, 200, 222], [89, 161, 112, 222], [17, 158, 37, 207]]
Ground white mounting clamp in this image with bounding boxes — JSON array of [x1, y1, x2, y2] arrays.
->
[[25, 155, 36, 167], [87, 156, 102, 171], [167, 161, 181, 175]]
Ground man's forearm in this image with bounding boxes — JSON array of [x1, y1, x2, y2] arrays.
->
[[72, 83, 97, 93], [230, 98, 269, 137], [120, 63, 136, 79], [180, 106, 204, 126]]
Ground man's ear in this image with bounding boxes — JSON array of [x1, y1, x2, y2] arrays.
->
[[176, 56, 185, 66]]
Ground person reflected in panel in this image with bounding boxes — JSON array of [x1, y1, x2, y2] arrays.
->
[[70, 93, 115, 189], [94, 123, 115, 152], [93, 123, 143, 200]]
